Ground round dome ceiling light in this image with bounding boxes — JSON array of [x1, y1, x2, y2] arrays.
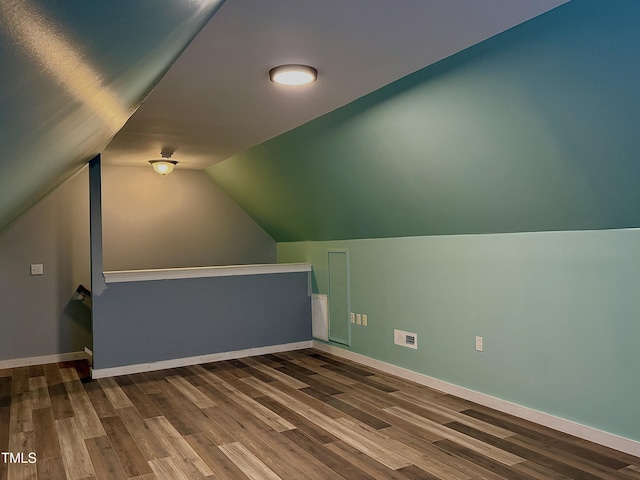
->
[[269, 64, 317, 86], [149, 152, 178, 175]]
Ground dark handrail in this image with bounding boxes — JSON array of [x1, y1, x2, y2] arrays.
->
[[76, 284, 91, 300]]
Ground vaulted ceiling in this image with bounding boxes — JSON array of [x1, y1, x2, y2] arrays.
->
[[102, 0, 568, 170], [0, 0, 224, 231], [207, 0, 640, 241], [1, 0, 568, 232]]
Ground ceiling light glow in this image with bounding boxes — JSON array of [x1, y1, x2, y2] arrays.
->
[[149, 153, 178, 175], [269, 65, 317, 86]]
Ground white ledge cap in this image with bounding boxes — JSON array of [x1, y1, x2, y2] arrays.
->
[[103, 263, 312, 284]]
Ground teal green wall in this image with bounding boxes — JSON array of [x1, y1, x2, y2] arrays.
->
[[208, 0, 640, 241], [279, 229, 640, 441], [207, 0, 640, 443]]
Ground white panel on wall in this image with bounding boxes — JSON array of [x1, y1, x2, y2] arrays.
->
[[312, 293, 328, 341]]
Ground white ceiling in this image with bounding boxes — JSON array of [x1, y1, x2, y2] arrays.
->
[[103, 0, 569, 170]]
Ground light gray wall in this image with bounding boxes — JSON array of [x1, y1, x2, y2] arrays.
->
[[0, 167, 92, 361], [102, 166, 275, 270]]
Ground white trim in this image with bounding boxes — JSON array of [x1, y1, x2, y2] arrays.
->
[[91, 341, 313, 379], [313, 342, 640, 457], [103, 262, 312, 284], [0, 351, 87, 369]]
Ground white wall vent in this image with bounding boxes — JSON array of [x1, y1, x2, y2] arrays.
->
[[394, 329, 418, 349]]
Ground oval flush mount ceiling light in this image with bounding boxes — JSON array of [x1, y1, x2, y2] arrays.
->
[[269, 64, 317, 86], [149, 153, 178, 175]]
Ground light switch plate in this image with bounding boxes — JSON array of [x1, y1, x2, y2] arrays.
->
[[30, 264, 44, 276]]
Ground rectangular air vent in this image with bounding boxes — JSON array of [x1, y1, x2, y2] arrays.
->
[[394, 329, 418, 349]]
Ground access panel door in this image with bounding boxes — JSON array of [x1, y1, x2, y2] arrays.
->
[[328, 250, 350, 346]]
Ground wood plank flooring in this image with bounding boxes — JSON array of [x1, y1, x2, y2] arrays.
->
[[1, 349, 638, 479]]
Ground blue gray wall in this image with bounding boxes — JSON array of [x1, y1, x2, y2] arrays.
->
[[93, 273, 311, 369]]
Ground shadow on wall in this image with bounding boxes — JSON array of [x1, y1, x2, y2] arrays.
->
[[60, 294, 92, 354]]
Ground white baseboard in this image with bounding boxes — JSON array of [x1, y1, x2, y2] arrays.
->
[[91, 341, 313, 379], [0, 351, 87, 369], [313, 342, 640, 458]]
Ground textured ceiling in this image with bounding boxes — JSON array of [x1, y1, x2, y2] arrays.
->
[[103, 0, 569, 170], [0, 0, 225, 231]]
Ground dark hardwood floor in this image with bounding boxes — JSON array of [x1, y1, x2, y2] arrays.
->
[[1, 349, 639, 479]]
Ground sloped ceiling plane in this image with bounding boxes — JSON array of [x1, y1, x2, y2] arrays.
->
[[1, 0, 570, 232]]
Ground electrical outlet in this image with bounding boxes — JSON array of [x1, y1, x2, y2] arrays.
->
[[362, 314, 368, 326], [394, 329, 418, 349], [30, 264, 44, 276], [356, 313, 362, 325], [475, 336, 483, 352]]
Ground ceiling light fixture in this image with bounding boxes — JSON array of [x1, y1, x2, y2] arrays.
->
[[149, 153, 178, 175], [269, 64, 317, 86]]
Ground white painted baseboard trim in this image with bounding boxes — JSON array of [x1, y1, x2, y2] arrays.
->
[[0, 351, 87, 369], [91, 341, 313, 379], [313, 342, 640, 457]]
